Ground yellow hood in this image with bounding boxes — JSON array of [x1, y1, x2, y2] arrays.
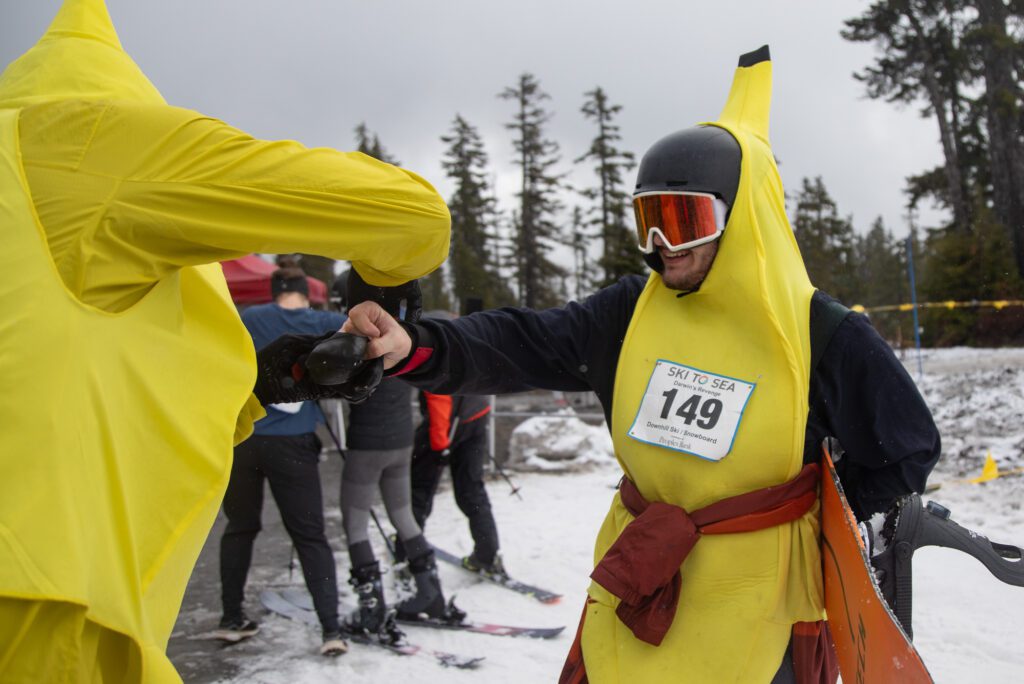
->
[[694, 45, 813, 324], [0, 0, 164, 109]]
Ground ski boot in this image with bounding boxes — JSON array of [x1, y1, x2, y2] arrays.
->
[[396, 551, 465, 624], [462, 551, 509, 581], [347, 562, 388, 633], [389, 535, 415, 594], [346, 562, 406, 645], [871, 493, 1024, 638]]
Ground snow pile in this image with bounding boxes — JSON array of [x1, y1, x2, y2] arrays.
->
[[506, 408, 615, 471]]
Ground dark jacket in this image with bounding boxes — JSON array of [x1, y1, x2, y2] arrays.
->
[[346, 377, 414, 451]]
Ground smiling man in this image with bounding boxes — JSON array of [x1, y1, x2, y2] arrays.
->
[[336, 46, 940, 683]]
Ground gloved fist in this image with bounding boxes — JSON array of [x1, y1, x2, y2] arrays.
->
[[253, 331, 383, 405], [347, 268, 422, 323], [329, 356, 384, 404], [306, 332, 368, 385], [306, 332, 384, 404]]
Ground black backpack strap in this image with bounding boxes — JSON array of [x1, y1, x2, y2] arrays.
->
[[809, 291, 852, 377]]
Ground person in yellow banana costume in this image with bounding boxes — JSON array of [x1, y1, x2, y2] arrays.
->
[[0, 1, 449, 681], [341, 46, 940, 682]]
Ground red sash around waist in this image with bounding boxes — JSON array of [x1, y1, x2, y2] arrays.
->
[[590, 463, 820, 646]]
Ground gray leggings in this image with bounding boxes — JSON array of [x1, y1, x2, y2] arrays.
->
[[341, 447, 423, 547]]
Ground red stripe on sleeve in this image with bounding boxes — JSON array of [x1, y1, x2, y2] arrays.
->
[[392, 347, 433, 377]]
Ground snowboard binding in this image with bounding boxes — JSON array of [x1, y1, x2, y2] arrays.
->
[[870, 493, 1024, 638]]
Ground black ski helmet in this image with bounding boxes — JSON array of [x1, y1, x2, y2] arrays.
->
[[634, 125, 742, 272]]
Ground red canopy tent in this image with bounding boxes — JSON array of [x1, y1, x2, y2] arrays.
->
[[220, 255, 328, 305]]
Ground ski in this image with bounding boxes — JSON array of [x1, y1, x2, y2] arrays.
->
[[395, 614, 564, 639], [260, 589, 485, 670], [431, 546, 563, 604], [278, 587, 564, 641]]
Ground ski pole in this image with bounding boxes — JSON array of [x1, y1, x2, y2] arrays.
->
[[439, 416, 460, 461], [491, 456, 523, 500], [316, 401, 397, 561]]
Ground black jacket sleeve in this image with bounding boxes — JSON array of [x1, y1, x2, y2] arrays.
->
[[807, 309, 942, 519], [395, 276, 646, 422]]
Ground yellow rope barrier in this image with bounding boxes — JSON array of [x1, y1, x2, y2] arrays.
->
[[851, 300, 1024, 314]]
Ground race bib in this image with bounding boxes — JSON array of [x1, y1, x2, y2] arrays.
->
[[627, 360, 756, 461]]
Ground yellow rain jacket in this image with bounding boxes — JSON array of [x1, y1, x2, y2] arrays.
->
[[0, 1, 449, 681], [582, 50, 823, 682]]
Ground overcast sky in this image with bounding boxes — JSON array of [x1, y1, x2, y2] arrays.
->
[[2, 0, 945, 245]]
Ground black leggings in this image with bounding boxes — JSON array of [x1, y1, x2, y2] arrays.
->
[[219, 433, 339, 633], [409, 418, 500, 564]]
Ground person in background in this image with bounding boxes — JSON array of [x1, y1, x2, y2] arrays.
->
[[409, 312, 503, 578], [332, 274, 460, 641], [216, 260, 348, 656]]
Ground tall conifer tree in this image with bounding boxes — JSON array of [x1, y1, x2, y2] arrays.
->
[[842, 1, 973, 233], [499, 73, 566, 308], [354, 122, 401, 165], [792, 176, 861, 303], [441, 114, 514, 309], [576, 86, 643, 288]]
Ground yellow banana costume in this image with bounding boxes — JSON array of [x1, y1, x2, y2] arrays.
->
[[581, 52, 823, 681], [0, 1, 449, 681]]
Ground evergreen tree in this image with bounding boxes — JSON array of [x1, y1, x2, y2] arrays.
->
[[792, 177, 861, 302], [575, 86, 643, 288], [499, 73, 567, 308], [842, 1, 973, 233], [919, 204, 1024, 345], [569, 205, 591, 300], [419, 266, 453, 313], [856, 217, 905, 307], [854, 217, 908, 341], [440, 115, 515, 309], [354, 122, 401, 165], [843, 2, 1024, 343], [965, 0, 1024, 279]]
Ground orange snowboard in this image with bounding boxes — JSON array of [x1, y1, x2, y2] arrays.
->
[[821, 450, 933, 683]]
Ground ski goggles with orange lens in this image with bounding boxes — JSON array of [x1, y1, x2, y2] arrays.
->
[[633, 191, 728, 253]]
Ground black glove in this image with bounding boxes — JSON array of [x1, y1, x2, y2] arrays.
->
[[307, 332, 385, 404], [253, 332, 383, 405], [347, 268, 422, 323], [325, 356, 384, 404]]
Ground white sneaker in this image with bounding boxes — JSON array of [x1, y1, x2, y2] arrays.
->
[[320, 632, 349, 657]]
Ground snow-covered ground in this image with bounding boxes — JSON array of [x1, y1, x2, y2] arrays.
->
[[207, 347, 1024, 683]]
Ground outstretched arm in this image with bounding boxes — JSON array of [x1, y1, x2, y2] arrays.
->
[[20, 100, 450, 310], [342, 276, 647, 405]]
